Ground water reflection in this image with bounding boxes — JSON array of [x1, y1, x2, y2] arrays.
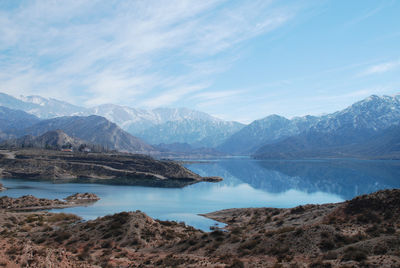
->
[[186, 158, 400, 200]]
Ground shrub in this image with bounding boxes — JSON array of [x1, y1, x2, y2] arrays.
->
[[210, 230, 225, 237], [239, 240, 259, 250], [228, 259, 245, 268], [276, 226, 295, 234], [323, 251, 338, 260], [54, 231, 71, 243], [290, 206, 305, 214], [47, 213, 79, 223], [342, 247, 367, 262], [310, 261, 332, 268], [319, 238, 335, 251]]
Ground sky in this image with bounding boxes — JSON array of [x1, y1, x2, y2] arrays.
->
[[0, 0, 400, 123]]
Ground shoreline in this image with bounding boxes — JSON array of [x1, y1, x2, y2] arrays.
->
[[0, 189, 398, 267]]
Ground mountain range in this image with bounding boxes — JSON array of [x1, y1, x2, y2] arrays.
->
[[217, 114, 319, 154], [0, 93, 244, 148], [1, 91, 400, 159], [0, 107, 152, 153], [253, 94, 400, 159]]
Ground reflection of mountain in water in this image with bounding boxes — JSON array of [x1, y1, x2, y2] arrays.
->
[[184, 161, 243, 189], [187, 159, 400, 200]]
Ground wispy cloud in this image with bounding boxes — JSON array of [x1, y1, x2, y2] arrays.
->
[[0, 0, 298, 107], [359, 60, 400, 76]]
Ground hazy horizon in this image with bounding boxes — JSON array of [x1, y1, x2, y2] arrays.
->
[[1, 0, 400, 123]]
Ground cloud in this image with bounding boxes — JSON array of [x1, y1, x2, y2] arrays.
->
[[0, 0, 297, 107], [360, 60, 400, 76]]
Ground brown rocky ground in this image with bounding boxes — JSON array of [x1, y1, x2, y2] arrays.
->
[[0, 149, 222, 187], [0, 189, 399, 267]]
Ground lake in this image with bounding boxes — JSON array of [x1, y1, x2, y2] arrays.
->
[[1, 158, 399, 231]]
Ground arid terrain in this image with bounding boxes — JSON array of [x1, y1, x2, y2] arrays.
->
[[0, 149, 222, 187], [0, 189, 399, 267], [0, 193, 99, 211]]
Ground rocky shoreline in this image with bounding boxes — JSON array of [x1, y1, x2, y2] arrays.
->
[[0, 192, 100, 211], [0, 149, 222, 187], [0, 190, 399, 267]]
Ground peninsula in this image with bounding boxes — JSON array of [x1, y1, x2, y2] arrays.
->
[[0, 149, 222, 188]]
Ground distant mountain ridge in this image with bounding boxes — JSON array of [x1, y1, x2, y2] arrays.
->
[[88, 106, 244, 147], [0, 92, 244, 148], [0, 93, 85, 118], [218, 114, 319, 154], [253, 94, 400, 159], [136, 119, 244, 148], [0, 105, 153, 153], [219, 94, 400, 155], [19, 115, 153, 153]]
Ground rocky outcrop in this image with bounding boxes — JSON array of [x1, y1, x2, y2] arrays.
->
[[0, 193, 100, 211], [65, 193, 100, 203]]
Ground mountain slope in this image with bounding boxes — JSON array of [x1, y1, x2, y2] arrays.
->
[[18, 115, 153, 153], [20, 95, 86, 118], [0, 106, 41, 133], [1, 130, 87, 150], [254, 94, 400, 159], [0, 93, 86, 119], [90, 105, 245, 147], [135, 118, 244, 147], [253, 126, 400, 159], [218, 115, 319, 154]]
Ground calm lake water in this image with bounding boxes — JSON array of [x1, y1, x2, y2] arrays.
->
[[1, 158, 399, 231]]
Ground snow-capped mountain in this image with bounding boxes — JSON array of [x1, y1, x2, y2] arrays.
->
[[220, 94, 400, 155], [313, 94, 400, 133], [0, 93, 86, 118], [88, 105, 244, 147], [88, 105, 223, 132], [20, 95, 86, 118], [0, 92, 245, 148], [253, 94, 400, 159], [135, 119, 244, 147]]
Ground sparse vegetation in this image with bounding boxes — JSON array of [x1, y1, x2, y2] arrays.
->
[[0, 189, 399, 267]]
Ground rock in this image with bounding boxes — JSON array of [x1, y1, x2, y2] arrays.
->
[[65, 193, 100, 203], [202, 176, 223, 182]]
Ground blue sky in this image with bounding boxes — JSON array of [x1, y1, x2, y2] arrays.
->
[[0, 0, 399, 123]]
